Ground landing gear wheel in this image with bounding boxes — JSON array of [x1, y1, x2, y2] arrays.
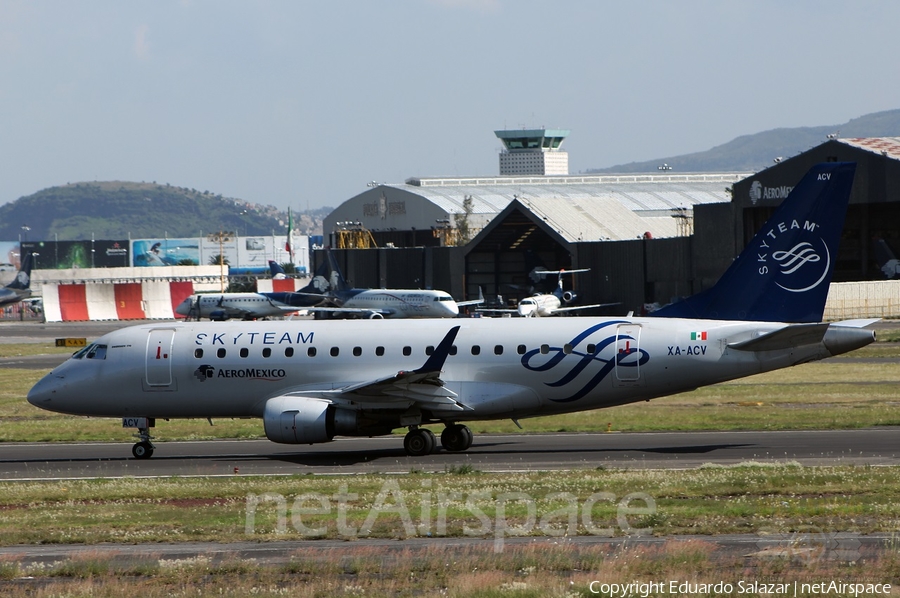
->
[[132, 441, 154, 459], [441, 424, 474, 452], [404, 428, 436, 456]]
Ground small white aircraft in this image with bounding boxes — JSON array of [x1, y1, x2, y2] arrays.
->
[[28, 163, 874, 460], [481, 269, 617, 317]]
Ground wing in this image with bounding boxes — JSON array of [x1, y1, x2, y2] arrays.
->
[[551, 302, 621, 313], [456, 287, 485, 307], [283, 326, 469, 411]]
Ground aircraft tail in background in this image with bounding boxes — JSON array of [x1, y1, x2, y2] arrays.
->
[[5, 252, 33, 292], [651, 162, 857, 323], [872, 238, 900, 279], [297, 249, 351, 295], [268, 260, 287, 280]]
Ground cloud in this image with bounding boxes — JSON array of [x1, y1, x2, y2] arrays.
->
[[134, 24, 150, 60]]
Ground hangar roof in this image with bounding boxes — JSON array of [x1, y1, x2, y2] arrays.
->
[[387, 173, 747, 240], [839, 137, 900, 161]]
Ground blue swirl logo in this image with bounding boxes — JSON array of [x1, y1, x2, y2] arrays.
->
[[520, 321, 650, 403]]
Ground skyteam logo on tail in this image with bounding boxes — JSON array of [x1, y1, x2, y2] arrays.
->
[[756, 219, 830, 293]]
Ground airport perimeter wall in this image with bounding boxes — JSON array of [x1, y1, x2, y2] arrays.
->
[[823, 279, 900, 321]]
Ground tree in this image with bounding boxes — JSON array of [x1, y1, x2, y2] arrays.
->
[[208, 254, 229, 266]]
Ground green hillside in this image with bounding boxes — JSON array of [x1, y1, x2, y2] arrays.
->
[[589, 108, 900, 173], [0, 181, 291, 241]]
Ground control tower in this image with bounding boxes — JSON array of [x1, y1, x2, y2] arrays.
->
[[494, 128, 570, 176]]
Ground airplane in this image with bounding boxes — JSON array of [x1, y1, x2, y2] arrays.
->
[[480, 269, 618, 317], [872, 238, 900, 279], [176, 255, 482, 320], [0, 252, 34, 308], [27, 163, 876, 461]]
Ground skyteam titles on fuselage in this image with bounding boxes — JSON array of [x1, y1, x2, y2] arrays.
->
[[195, 331, 314, 346]]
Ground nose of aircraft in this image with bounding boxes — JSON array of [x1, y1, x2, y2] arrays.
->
[[174, 298, 191, 316], [27, 371, 60, 409]]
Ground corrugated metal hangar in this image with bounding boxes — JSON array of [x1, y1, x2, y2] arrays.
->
[[319, 133, 900, 315]]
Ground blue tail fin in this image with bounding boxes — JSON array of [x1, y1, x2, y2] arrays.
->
[[6, 252, 33, 291], [651, 162, 856, 323], [298, 250, 351, 294], [268, 260, 287, 279]]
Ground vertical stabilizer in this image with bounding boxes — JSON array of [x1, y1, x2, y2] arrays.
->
[[6, 252, 33, 292], [651, 162, 856, 323]]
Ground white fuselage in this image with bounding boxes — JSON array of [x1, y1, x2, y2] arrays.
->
[[174, 294, 292, 319], [27, 316, 869, 427], [340, 290, 459, 318]]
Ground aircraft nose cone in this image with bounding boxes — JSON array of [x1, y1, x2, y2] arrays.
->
[[27, 373, 59, 408]]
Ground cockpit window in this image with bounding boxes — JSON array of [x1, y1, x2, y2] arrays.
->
[[72, 345, 91, 359], [85, 345, 106, 359]]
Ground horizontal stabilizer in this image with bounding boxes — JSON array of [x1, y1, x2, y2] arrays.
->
[[728, 323, 830, 352]]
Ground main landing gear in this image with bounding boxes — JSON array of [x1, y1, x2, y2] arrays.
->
[[403, 424, 473, 456], [132, 426, 155, 459]]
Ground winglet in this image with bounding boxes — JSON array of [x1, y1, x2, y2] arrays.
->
[[415, 326, 460, 374]]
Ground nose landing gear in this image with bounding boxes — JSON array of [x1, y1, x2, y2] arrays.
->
[[123, 418, 156, 459]]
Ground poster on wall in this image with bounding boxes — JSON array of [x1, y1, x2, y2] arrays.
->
[[132, 239, 200, 267]]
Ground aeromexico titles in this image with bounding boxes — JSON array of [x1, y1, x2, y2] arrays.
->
[[28, 163, 875, 460]]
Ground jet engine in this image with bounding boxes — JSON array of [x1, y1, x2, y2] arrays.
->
[[209, 310, 231, 321], [562, 290, 577, 304], [263, 396, 386, 444], [366, 312, 384, 319]]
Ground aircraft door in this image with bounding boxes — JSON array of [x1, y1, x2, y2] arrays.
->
[[145, 329, 176, 389], [614, 324, 643, 385]]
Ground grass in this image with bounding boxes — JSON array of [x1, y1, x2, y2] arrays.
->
[[1, 466, 899, 545], [1, 540, 897, 597]]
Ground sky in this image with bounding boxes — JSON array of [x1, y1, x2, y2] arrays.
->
[[2, 1, 899, 212]]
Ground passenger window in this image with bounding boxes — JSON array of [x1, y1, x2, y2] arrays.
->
[[240, 348, 249, 358], [262, 348, 271, 358], [563, 343, 573, 355], [494, 345, 503, 355], [308, 347, 317, 357], [587, 344, 596, 354], [541, 344, 550, 355], [285, 347, 294, 357], [449, 345, 457, 356], [330, 347, 339, 357], [403, 346, 412, 356], [194, 348, 203, 359], [471, 345, 481, 356], [217, 348, 226, 358], [517, 344, 526, 355], [425, 346, 434, 356], [353, 347, 362, 357], [376, 346, 385, 356]]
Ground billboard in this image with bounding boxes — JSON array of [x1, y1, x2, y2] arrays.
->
[[20, 240, 131, 269]]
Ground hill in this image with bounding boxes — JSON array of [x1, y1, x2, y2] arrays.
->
[[588, 109, 900, 174], [0, 182, 328, 241]]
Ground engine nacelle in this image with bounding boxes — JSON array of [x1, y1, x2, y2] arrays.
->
[[264, 396, 336, 444], [366, 311, 384, 319], [209, 310, 231, 321], [562, 290, 577, 304]]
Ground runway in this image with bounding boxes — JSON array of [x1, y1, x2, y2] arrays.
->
[[2, 428, 898, 480]]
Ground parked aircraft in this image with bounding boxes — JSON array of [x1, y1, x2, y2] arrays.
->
[[0, 252, 33, 308], [176, 255, 482, 320], [27, 163, 874, 460], [872, 238, 900, 279], [481, 269, 618, 317]]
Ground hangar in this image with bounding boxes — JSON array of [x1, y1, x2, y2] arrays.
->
[[321, 134, 900, 317]]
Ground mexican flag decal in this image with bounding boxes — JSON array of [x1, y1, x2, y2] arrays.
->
[[690, 331, 708, 341]]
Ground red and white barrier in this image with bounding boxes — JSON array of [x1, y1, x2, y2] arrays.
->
[[41, 281, 197, 322]]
